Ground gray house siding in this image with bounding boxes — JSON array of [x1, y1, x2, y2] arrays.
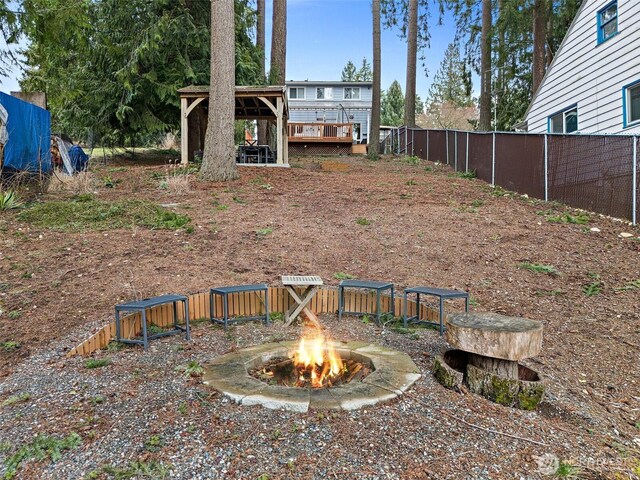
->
[[524, 0, 640, 134], [286, 81, 373, 142]]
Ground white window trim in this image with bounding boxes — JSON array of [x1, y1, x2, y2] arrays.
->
[[548, 106, 578, 133], [288, 87, 305, 100], [316, 87, 333, 100], [344, 87, 361, 100]]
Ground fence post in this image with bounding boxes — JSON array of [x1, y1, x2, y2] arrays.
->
[[446, 130, 449, 165], [426, 130, 430, 162], [454, 131, 458, 171], [544, 134, 549, 202], [491, 132, 496, 186], [633, 136, 637, 226], [412, 129, 415, 157], [405, 127, 408, 156], [466, 132, 469, 172]]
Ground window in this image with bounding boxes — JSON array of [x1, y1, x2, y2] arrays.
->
[[597, 1, 617, 44], [344, 87, 361, 100], [548, 106, 578, 133], [288, 87, 305, 100], [316, 87, 333, 100], [623, 81, 640, 128]]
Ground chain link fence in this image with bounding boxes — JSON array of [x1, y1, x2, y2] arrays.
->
[[380, 127, 639, 224]]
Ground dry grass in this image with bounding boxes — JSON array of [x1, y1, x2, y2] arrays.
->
[[46, 170, 96, 195], [162, 174, 192, 195]]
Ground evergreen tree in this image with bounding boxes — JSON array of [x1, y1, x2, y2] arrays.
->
[[341, 58, 372, 82], [201, 0, 237, 181], [369, 0, 382, 159], [381, 80, 404, 126], [341, 61, 357, 81], [16, 0, 261, 143], [426, 43, 474, 108], [355, 58, 373, 81]]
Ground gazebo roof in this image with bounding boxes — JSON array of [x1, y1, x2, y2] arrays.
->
[[178, 85, 288, 120]]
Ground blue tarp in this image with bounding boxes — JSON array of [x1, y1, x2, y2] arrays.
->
[[0, 92, 51, 173]]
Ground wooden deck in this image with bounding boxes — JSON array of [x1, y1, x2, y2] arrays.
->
[[288, 122, 353, 143]]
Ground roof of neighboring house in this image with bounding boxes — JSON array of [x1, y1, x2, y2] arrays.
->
[[286, 81, 373, 87]]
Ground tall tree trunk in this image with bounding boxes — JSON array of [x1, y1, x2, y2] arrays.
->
[[270, 0, 287, 85], [256, 0, 267, 144], [268, 0, 286, 149], [532, 0, 546, 94], [478, 0, 492, 131], [369, 0, 381, 159], [201, 0, 237, 181], [403, 0, 418, 128]]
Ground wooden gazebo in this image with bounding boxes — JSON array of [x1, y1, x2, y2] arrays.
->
[[178, 85, 289, 165]]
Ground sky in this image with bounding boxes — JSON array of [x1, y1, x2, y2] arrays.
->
[[0, 0, 461, 99]]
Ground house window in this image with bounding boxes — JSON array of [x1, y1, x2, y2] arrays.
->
[[316, 87, 333, 100], [623, 81, 640, 128], [288, 87, 305, 100], [344, 87, 360, 100], [597, 1, 617, 44], [548, 106, 578, 133]]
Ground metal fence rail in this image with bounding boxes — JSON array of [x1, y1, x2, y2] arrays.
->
[[380, 127, 639, 224]]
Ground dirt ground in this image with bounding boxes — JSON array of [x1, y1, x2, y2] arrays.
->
[[0, 154, 639, 478]]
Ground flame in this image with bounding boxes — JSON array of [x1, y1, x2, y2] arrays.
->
[[290, 331, 343, 388]]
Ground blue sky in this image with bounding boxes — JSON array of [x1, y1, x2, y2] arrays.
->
[[0, 0, 460, 99]]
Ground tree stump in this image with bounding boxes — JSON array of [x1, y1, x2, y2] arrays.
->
[[434, 312, 546, 410], [445, 312, 542, 362]]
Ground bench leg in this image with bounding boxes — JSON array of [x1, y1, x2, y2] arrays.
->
[[403, 292, 408, 328], [173, 301, 178, 329], [184, 300, 191, 340], [210, 293, 215, 322], [141, 310, 149, 350], [465, 295, 469, 312], [376, 290, 381, 326], [390, 286, 395, 316], [439, 296, 444, 337], [115, 309, 121, 341], [223, 294, 229, 330], [264, 289, 270, 325], [416, 293, 421, 321], [338, 286, 343, 322]]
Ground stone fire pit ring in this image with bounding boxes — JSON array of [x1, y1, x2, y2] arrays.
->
[[203, 341, 421, 412]]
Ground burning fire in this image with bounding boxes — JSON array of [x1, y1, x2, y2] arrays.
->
[[290, 331, 344, 388]]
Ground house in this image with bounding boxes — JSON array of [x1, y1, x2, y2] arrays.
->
[[522, 0, 640, 134], [286, 80, 372, 155]]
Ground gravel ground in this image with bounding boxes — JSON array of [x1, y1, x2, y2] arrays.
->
[[0, 154, 639, 479], [0, 316, 637, 479]]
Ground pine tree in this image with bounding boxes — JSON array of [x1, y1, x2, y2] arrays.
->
[[355, 58, 373, 81], [369, 0, 382, 159], [201, 0, 237, 181], [426, 43, 474, 108], [341, 61, 357, 81], [381, 80, 404, 127]]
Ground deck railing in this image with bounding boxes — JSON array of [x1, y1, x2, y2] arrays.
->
[[288, 123, 353, 143]]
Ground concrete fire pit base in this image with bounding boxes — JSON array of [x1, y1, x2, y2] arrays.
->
[[203, 341, 421, 412]]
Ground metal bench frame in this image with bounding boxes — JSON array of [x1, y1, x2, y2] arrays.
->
[[338, 279, 395, 326], [115, 294, 191, 350], [403, 287, 469, 336], [209, 284, 269, 330]]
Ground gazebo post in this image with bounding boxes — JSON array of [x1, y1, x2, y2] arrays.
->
[[181, 97, 189, 165], [276, 96, 284, 165]]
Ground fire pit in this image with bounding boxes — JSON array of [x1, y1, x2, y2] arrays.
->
[[203, 331, 420, 412]]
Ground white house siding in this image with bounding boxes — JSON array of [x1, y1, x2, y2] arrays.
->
[[286, 81, 373, 141], [525, 0, 640, 134]]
